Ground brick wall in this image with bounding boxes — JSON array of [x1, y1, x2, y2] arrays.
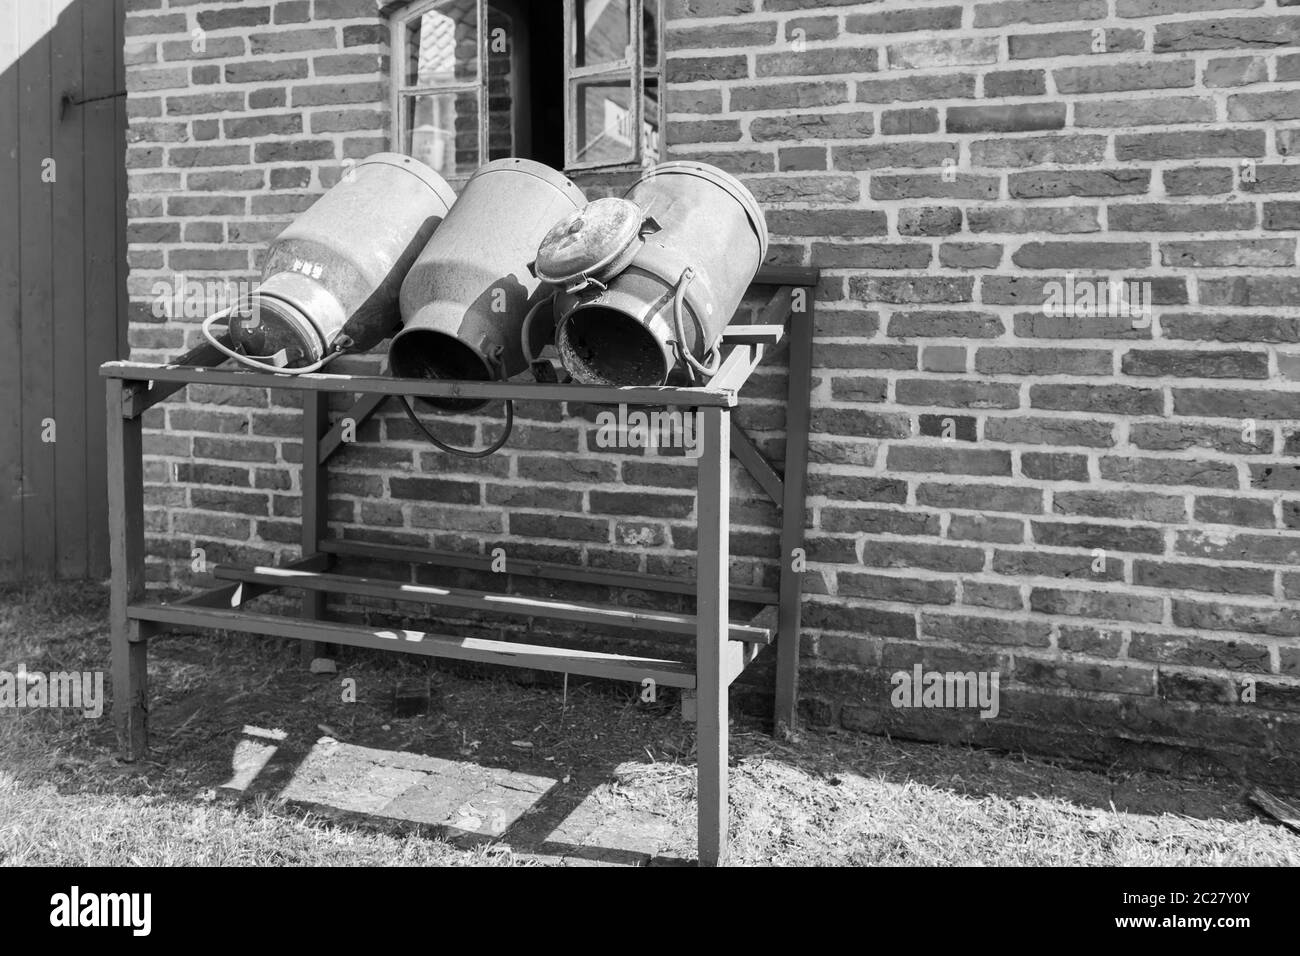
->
[[125, 0, 1300, 785]]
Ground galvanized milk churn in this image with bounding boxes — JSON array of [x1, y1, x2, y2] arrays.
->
[[204, 152, 456, 372], [538, 161, 769, 386], [388, 158, 586, 411]]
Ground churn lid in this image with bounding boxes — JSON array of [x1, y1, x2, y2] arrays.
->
[[535, 197, 646, 289]]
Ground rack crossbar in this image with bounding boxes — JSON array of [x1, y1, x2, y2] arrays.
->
[[103, 363, 743, 411], [211, 564, 773, 644], [319, 538, 781, 605], [128, 603, 697, 688]]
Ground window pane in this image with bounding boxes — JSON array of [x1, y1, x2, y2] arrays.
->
[[642, 0, 659, 69], [407, 91, 480, 178], [407, 0, 478, 87], [575, 0, 630, 69], [572, 75, 635, 166], [641, 78, 659, 164]]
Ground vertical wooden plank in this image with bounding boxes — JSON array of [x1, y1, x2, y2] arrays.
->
[[82, 0, 122, 578], [695, 405, 730, 866], [775, 288, 814, 735], [300, 390, 329, 662], [53, 0, 87, 578], [18, 0, 56, 580], [107, 379, 147, 759], [0, 1, 24, 582]]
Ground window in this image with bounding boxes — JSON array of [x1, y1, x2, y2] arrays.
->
[[389, 0, 663, 179], [564, 0, 661, 170]]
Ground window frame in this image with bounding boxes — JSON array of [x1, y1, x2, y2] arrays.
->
[[388, 0, 489, 182], [563, 0, 663, 172], [387, 0, 664, 176]]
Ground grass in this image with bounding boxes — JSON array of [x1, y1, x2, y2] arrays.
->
[[1, 580, 1297, 866]]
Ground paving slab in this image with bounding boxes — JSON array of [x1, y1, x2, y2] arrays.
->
[[278, 737, 685, 864], [281, 737, 558, 839]]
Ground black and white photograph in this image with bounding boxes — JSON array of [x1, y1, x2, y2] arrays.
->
[[0, 0, 1295, 919]]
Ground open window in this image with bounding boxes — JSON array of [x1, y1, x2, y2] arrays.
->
[[388, 0, 663, 180], [563, 0, 661, 171]]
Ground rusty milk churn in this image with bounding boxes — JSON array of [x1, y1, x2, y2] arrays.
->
[[205, 153, 456, 372], [388, 158, 586, 410], [537, 160, 768, 387]]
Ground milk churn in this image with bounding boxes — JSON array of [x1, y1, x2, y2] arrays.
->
[[537, 161, 768, 386], [388, 158, 586, 410], [207, 153, 456, 372]]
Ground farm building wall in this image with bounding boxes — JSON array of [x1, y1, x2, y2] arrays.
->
[[122, 0, 1300, 785]]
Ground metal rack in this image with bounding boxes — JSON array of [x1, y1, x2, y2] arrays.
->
[[101, 264, 819, 866]]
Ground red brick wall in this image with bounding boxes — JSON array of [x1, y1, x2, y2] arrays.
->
[[125, 0, 1300, 784]]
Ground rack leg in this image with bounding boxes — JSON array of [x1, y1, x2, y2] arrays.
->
[[301, 390, 329, 664], [775, 290, 814, 737], [696, 406, 730, 866], [107, 379, 148, 760]]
